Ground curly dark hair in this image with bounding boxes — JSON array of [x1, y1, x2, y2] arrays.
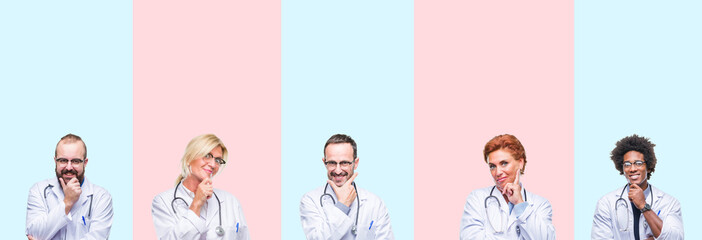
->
[[610, 134, 657, 179]]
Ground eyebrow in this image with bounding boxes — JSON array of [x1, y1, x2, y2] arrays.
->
[[207, 152, 224, 158]]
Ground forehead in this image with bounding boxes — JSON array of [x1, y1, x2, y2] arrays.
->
[[56, 141, 85, 157], [324, 143, 354, 158], [209, 146, 223, 156], [623, 150, 644, 161], [487, 149, 514, 164]]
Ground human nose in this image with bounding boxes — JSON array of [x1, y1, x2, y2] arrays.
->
[[206, 158, 216, 168], [495, 166, 505, 176], [65, 162, 74, 170]]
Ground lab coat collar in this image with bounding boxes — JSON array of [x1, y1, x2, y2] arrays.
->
[[617, 183, 653, 200], [326, 182, 368, 205], [47, 177, 93, 200], [48, 177, 63, 199], [488, 183, 527, 213]]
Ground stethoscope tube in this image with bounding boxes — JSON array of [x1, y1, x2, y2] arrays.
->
[[615, 183, 654, 232], [172, 181, 224, 236], [320, 182, 360, 235], [44, 184, 93, 218], [484, 185, 528, 235]]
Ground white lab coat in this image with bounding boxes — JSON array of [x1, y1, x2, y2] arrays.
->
[[300, 184, 394, 240], [591, 184, 683, 239], [460, 185, 556, 240], [26, 177, 113, 240], [152, 182, 250, 240]]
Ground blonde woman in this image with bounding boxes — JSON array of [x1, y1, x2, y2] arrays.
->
[[152, 134, 249, 239]]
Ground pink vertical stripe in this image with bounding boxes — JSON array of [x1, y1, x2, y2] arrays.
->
[[133, 0, 280, 238], [415, 0, 574, 238]]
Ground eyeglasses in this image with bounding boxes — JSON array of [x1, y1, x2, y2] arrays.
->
[[56, 158, 84, 166], [623, 160, 645, 169], [204, 153, 226, 165], [324, 160, 353, 169]]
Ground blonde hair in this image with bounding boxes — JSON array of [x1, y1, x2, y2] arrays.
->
[[175, 134, 228, 185]]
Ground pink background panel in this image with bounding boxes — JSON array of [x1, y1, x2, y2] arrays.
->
[[133, 0, 280, 238], [415, 0, 574, 238]]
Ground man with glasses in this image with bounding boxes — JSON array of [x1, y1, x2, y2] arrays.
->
[[26, 134, 113, 240], [300, 134, 394, 239], [592, 134, 683, 239]]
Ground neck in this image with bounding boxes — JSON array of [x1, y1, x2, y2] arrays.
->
[[638, 180, 649, 191], [182, 176, 201, 193]]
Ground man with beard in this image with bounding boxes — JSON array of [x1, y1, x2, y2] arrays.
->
[[300, 134, 394, 240], [26, 134, 113, 240], [591, 134, 684, 239]]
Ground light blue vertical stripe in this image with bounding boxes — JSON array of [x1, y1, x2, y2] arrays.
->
[[282, 1, 414, 239], [575, 1, 701, 239], [1, 1, 132, 239]]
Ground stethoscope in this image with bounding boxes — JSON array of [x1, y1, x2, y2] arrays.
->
[[484, 185, 527, 235], [320, 182, 360, 235], [615, 183, 654, 232], [44, 184, 94, 218], [172, 181, 224, 236]]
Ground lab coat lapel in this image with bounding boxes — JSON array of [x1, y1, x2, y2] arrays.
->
[[49, 177, 64, 200], [506, 184, 526, 228], [349, 188, 366, 221], [78, 179, 94, 215], [206, 192, 221, 226], [651, 185, 662, 209]]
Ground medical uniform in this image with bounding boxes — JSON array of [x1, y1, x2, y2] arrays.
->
[[460, 185, 555, 240], [26, 177, 114, 240], [591, 184, 683, 239], [300, 184, 394, 240], [152, 182, 250, 240]]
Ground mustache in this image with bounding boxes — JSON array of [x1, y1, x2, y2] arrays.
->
[[61, 169, 78, 175], [330, 172, 348, 177]]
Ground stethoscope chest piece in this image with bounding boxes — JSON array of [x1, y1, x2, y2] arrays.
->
[[215, 226, 224, 236]]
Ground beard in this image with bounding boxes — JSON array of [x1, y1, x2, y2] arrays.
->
[[55, 168, 84, 185]]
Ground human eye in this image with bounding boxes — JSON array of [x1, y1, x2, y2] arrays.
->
[[488, 164, 496, 170], [205, 153, 213, 159], [215, 158, 226, 165], [70, 159, 83, 164], [340, 161, 352, 166], [57, 158, 69, 163], [635, 161, 645, 167], [501, 161, 509, 166], [623, 162, 632, 167], [325, 161, 337, 166]]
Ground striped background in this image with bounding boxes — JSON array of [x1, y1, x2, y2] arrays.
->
[[3, 0, 701, 239]]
